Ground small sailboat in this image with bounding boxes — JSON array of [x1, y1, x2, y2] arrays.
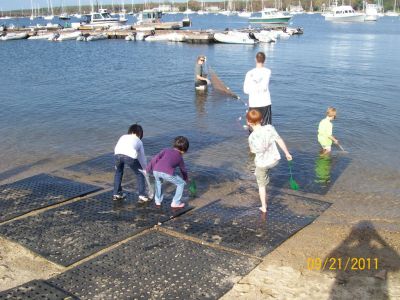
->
[[44, 0, 55, 20], [59, 0, 70, 20], [238, 0, 253, 18], [385, 0, 399, 16]]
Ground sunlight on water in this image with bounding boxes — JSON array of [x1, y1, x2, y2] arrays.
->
[[0, 14, 399, 196]]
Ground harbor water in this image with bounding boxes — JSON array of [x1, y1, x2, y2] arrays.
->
[[0, 14, 399, 200]]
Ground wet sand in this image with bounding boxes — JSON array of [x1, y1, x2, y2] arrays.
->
[[0, 156, 399, 299]]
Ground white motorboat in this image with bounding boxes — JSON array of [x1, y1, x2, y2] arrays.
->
[[81, 9, 126, 28], [249, 8, 292, 24], [51, 31, 81, 41], [1, 32, 29, 41], [214, 31, 258, 44], [324, 5, 365, 22]]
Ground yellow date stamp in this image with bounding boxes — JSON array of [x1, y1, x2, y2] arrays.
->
[[307, 257, 379, 271]]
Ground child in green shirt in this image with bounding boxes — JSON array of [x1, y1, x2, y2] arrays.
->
[[318, 107, 339, 155]]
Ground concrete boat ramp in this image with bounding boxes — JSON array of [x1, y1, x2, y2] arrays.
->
[[0, 153, 331, 299]]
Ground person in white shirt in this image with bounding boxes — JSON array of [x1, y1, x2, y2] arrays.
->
[[113, 124, 149, 202], [243, 52, 272, 125]]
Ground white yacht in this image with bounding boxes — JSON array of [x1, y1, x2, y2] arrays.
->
[[324, 5, 365, 22]]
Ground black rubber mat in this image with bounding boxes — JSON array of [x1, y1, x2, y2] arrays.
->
[[0, 191, 192, 266], [268, 151, 351, 195], [48, 231, 258, 299], [0, 280, 77, 300], [164, 193, 331, 257], [0, 174, 102, 222]]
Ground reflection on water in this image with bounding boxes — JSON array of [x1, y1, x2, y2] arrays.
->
[[195, 89, 208, 116], [314, 155, 332, 187]]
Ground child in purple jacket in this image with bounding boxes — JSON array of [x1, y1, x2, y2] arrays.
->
[[146, 136, 189, 208]]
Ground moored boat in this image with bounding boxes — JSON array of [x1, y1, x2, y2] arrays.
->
[[79, 9, 127, 29], [1, 32, 29, 41], [249, 8, 292, 24], [28, 32, 56, 40], [50, 31, 81, 41], [214, 31, 258, 44], [364, 3, 380, 21], [323, 5, 365, 22]]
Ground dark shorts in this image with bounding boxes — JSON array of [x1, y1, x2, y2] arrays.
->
[[249, 105, 272, 125]]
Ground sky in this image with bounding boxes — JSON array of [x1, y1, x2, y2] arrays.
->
[[0, 0, 197, 11]]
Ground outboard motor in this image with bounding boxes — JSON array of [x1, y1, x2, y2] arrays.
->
[[248, 32, 258, 42]]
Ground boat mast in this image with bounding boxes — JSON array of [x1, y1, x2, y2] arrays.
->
[[30, 0, 34, 19]]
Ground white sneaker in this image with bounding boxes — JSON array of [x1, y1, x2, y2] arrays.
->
[[138, 195, 150, 203]]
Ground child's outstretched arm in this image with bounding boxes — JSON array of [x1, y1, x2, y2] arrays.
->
[[179, 159, 188, 182], [276, 137, 293, 161], [328, 135, 339, 144]]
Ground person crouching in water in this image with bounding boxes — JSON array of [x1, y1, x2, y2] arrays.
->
[[247, 110, 292, 213], [195, 55, 210, 90], [318, 107, 339, 155], [113, 124, 149, 202], [146, 136, 189, 208]]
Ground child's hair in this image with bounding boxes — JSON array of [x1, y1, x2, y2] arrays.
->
[[173, 136, 189, 153], [246, 109, 262, 125], [256, 52, 266, 64], [326, 107, 337, 119], [128, 124, 143, 139]]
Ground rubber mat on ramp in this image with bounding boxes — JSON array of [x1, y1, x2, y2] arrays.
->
[[0, 173, 102, 222], [47, 231, 258, 299], [163, 192, 331, 257], [0, 191, 192, 266], [0, 280, 77, 300]]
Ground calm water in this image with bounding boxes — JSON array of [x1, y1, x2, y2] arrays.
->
[[0, 14, 399, 196]]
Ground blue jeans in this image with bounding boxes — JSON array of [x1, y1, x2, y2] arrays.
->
[[113, 154, 145, 196], [153, 171, 185, 205]]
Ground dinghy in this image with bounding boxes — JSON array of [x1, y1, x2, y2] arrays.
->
[[254, 31, 276, 43], [214, 31, 258, 44], [1, 32, 29, 41], [145, 33, 172, 42], [51, 31, 82, 41], [28, 32, 56, 40], [86, 33, 108, 41]]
